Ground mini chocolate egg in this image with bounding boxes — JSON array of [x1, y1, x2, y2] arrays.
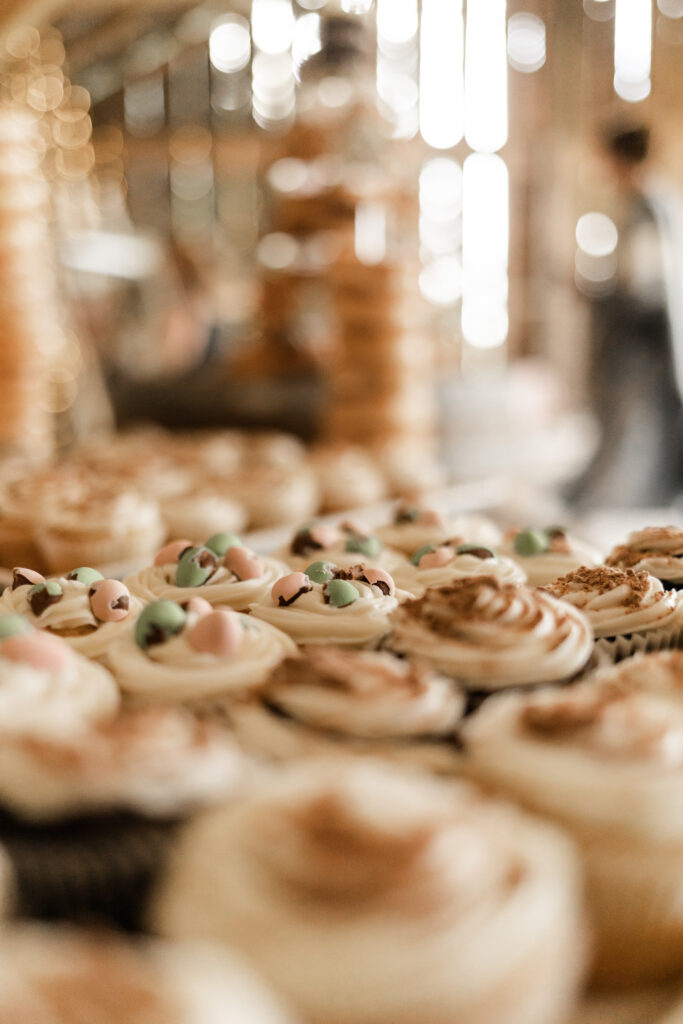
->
[[514, 528, 549, 557], [411, 543, 436, 566], [205, 532, 243, 557], [0, 614, 32, 639], [135, 600, 186, 650], [455, 543, 495, 560], [324, 579, 359, 607], [11, 568, 45, 590], [305, 560, 337, 584], [154, 539, 194, 567], [186, 609, 243, 656], [182, 596, 214, 617], [359, 568, 396, 596], [419, 546, 453, 570], [290, 527, 323, 557], [28, 580, 63, 617], [1, 631, 71, 671], [224, 546, 264, 581], [89, 579, 131, 622], [272, 572, 312, 607], [66, 567, 105, 586], [344, 534, 381, 559], [176, 546, 219, 588]]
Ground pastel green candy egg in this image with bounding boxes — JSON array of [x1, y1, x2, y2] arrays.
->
[[514, 528, 549, 557], [324, 579, 359, 607], [135, 600, 186, 650], [411, 543, 436, 566], [0, 614, 32, 639], [176, 546, 219, 588], [66, 567, 105, 586], [205, 532, 243, 557], [345, 535, 381, 559], [305, 561, 337, 584]]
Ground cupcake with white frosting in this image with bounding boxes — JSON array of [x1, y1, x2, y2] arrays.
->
[[462, 655, 683, 984], [0, 615, 119, 738], [154, 758, 586, 1024], [499, 525, 602, 587], [160, 490, 247, 545], [378, 503, 502, 557], [391, 540, 526, 596], [0, 566, 144, 662], [606, 526, 683, 589], [0, 708, 245, 929], [110, 599, 296, 707], [276, 520, 408, 577], [249, 563, 400, 648], [125, 533, 289, 611], [0, 925, 298, 1024], [542, 566, 683, 662], [387, 577, 595, 695], [229, 647, 464, 773]]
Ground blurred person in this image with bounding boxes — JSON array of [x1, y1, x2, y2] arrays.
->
[[569, 123, 683, 509]]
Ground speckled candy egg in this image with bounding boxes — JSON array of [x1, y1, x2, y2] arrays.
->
[[89, 579, 131, 623], [186, 609, 243, 656]]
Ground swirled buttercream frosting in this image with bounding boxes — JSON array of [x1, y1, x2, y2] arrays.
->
[[606, 526, 683, 584]]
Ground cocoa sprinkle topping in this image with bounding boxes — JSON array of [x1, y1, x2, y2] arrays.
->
[[402, 577, 522, 636], [544, 566, 653, 607]]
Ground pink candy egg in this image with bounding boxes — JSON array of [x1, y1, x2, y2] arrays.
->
[[272, 572, 311, 606], [309, 525, 340, 549], [419, 546, 453, 570], [0, 632, 71, 671], [224, 546, 264, 581], [154, 539, 193, 567], [12, 567, 45, 589], [184, 596, 213, 617], [360, 568, 396, 597], [186, 609, 243, 656], [417, 509, 445, 528], [89, 579, 131, 623]]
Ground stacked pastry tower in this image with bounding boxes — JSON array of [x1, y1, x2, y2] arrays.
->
[[0, 101, 57, 459], [324, 249, 439, 490]]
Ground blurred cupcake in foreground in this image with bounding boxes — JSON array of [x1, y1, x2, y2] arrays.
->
[[391, 540, 525, 596], [462, 654, 683, 984], [606, 526, 683, 589], [154, 758, 586, 1024], [110, 599, 296, 707], [387, 577, 595, 696], [229, 646, 464, 773], [0, 615, 118, 737], [500, 525, 602, 587], [125, 534, 289, 611], [378, 503, 502, 557], [0, 925, 298, 1024], [543, 566, 683, 662], [0, 567, 143, 662], [250, 564, 400, 648], [0, 708, 244, 928]]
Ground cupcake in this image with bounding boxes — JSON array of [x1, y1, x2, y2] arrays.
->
[[606, 526, 683, 589], [462, 656, 683, 984], [36, 490, 165, 575], [160, 490, 248, 545], [233, 464, 318, 529], [125, 534, 289, 611], [377, 503, 502, 557], [391, 540, 526, 596], [153, 758, 586, 1024], [0, 566, 144, 662], [229, 646, 464, 773], [542, 566, 683, 662], [276, 519, 407, 576], [250, 564, 400, 648], [0, 708, 244, 928], [387, 577, 595, 696], [309, 444, 387, 511], [499, 525, 602, 587], [0, 615, 119, 737], [0, 924, 298, 1024], [109, 599, 296, 707]]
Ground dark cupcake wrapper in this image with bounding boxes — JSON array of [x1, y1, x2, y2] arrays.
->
[[462, 650, 603, 717], [0, 807, 179, 932]]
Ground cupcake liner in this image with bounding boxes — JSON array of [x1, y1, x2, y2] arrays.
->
[[0, 808, 178, 932], [594, 620, 683, 664]]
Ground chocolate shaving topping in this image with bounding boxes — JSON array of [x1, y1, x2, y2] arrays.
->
[[11, 569, 33, 590], [28, 587, 62, 617], [291, 529, 322, 557], [278, 583, 313, 607]]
